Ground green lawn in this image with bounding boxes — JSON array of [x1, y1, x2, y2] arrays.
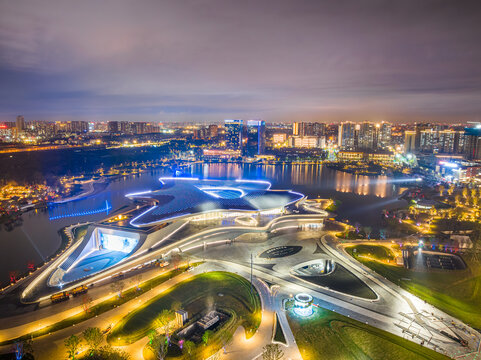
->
[[0, 265, 192, 345], [346, 244, 396, 262], [350, 256, 481, 330], [108, 271, 261, 348], [287, 306, 449, 360], [273, 313, 287, 344]]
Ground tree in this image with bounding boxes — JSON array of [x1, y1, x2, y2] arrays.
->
[[455, 194, 461, 205], [202, 330, 213, 346], [471, 188, 477, 199], [110, 280, 125, 298], [64, 334, 81, 360], [148, 331, 168, 360], [13, 339, 34, 360], [171, 300, 182, 312], [82, 294, 93, 314], [82, 327, 103, 354], [183, 340, 195, 359], [155, 309, 174, 337], [262, 344, 284, 360], [362, 226, 372, 239], [171, 251, 182, 270], [448, 184, 455, 196], [462, 187, 469, 199], [96, 345, 130, 360], [132, 274, 142, 291], [438, 185, 445, 197]]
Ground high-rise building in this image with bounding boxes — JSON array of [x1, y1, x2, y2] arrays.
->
[[193, 127, 209, 140], [358, 122, 376, 149], [338, 122, 357, 150], [133, 122, 146, 134], [404, 130, 416, 153], [224, 119, 243, 150], [292, 122, 300, 136], [312, 122, 326, 137], [245, 120, 266, 156], [145, 123, 160, 133], [66, 121, 89, 133], [464, 127, 481, 160], [16, 115, 25, 135], [120, 121, 133, 134], [108, 121, 119, 134], [292, 122, 325, 137], [414, 123, 430, 150], [438, 129, 465, 154], [325, 124, 339, 142], [379, 123, 392, 149], [208, 124, 218, 138], [419, 129, 436, 152]]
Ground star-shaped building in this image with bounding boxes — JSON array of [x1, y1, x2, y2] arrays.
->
[[126, 177, 305, 227]]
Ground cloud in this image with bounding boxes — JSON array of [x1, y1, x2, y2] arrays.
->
[[0, 0, 480, 122]]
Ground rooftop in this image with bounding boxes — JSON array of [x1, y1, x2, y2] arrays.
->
[[127, 177, 305, 227]]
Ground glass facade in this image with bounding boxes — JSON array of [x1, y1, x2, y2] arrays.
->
[[224, 119, 243, 150]]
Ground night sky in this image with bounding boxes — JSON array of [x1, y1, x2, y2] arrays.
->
[[1, 0, 480, 123]]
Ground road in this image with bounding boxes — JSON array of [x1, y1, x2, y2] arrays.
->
[[1, 213, 480, 360]]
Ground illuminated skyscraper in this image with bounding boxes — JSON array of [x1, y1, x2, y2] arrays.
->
[[338, 122, 357, 150], [358, 122, 376, 149], [293, 122, 300, 136], [379, 122, 392, 148], [464, 126, 481, 160], [224, 119, 243, 150], [404, 130, 416, 153], [246, 120, 266, 156]]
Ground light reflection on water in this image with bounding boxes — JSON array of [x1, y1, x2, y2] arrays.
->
[[0, 163, 406, 284], [193, 163, 402, 198]]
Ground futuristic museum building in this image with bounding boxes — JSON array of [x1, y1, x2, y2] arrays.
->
[[47, 178, 305, 287], [127, 177, 305, 227]]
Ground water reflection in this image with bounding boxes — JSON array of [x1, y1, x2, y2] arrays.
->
[[0, 164, 406, 285], [193, 163, 400, 198]]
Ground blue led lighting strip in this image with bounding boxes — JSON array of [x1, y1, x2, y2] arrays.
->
[[49, 200, 112, 220]]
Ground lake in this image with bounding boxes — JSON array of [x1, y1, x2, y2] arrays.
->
[[0, 163, 407, 285]]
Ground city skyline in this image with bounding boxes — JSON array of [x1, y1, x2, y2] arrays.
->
[[1, 0, 481, 123]]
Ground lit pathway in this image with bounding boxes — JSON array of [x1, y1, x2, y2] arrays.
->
[[197, 231, 481, 360], [219, 270, 302, 360], [0, 266, 199, 360]]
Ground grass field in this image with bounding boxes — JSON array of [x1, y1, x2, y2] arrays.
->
[[0, 265, 191, 345], [345, 244, 396, 262], [108, 271, 261, 349], [287, 306, 449, 360], [350, 255, 481, 330], [273, 313, 287, 344]]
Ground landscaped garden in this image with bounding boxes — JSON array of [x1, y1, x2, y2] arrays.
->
[[108, 271, 261, 359], [287, 306, 449, 360], [348, 253, 481, 330], [345, 244, 397, 263], [0, 265, 194, 345]]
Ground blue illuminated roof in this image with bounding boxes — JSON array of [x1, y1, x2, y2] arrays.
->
[[126, 178, 304, 227]]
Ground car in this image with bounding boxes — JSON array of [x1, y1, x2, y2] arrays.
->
[[102, 324, 112, 334]]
